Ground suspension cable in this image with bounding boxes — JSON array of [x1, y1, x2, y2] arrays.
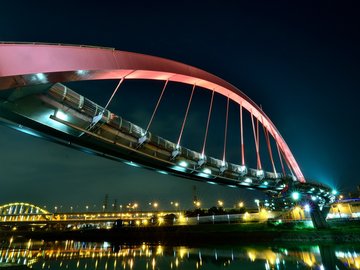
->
[[276, 142, 286, 176], [177, 84, 196, 147], [251, 112, 262, 170], [222, 96, 230, 163], [240, 103, 245, 166], [145, 80, 169, 133], [281, 149, 295, 178], [257, 116, 260, 164], [277, 142, 295, 178], [88, 76, 126, 131], [201, 90, 215, 156], [104, 77, 125, 111], [263, 124, 277, 175]]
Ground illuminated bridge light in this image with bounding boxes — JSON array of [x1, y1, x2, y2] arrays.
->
[[244, 178, 252, 184], [124, 161, 140, 167], [203, 168, 211, 174], [256, 170, 264, 179], [238, 165, 247, 176], [178, 161, 188, 168], [55, 110, 68, 121], [291, 192, 300, 201], [76, 70, 88, 75], [34, 72, 47, 82], [241, 178, 253, 186]]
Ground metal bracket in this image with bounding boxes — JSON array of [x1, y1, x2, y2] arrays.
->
[[171, 149, 181, 160]]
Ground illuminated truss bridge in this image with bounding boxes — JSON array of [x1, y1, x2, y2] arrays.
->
[[0, 202, 52, 222], [0, 43, 336, 224]]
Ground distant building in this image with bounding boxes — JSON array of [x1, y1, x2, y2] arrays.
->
[[328, 198, 360, 219]]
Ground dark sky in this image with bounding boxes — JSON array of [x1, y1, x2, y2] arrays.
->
[[0, 1, 359, 211]]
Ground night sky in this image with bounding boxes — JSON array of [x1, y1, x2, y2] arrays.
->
[[0, 1, 359, 211]]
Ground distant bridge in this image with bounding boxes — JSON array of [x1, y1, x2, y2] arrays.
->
[[0, 202, 51, 222], [0, 202, 281, 228], [0, 43, 336, 226]]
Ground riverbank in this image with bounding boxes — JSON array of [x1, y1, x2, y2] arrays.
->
[[2, 223, 360, 245]]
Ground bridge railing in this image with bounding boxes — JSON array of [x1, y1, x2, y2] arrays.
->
[[47, 84, 290, 189]]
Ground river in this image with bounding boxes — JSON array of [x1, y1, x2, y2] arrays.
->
[[0, 238, 359, 269]]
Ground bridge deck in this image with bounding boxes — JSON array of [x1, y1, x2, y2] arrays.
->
[[0, 83, 335, 204]]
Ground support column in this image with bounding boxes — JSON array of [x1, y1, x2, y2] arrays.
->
[[310, 204, 330, 229]]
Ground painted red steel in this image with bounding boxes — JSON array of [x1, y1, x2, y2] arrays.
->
[[0, 43, 305, 182]]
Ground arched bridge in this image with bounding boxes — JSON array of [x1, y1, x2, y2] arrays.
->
[[0, 202, 52, 222], [0, 43, 336, 209]]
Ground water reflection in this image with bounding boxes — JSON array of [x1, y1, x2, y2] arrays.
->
[[0, 238, 359, 269]]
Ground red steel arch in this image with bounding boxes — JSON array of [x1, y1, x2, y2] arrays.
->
[[0, 43, 305, 182]]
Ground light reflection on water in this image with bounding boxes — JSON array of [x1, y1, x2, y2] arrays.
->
[[0, 238, 359, 269]]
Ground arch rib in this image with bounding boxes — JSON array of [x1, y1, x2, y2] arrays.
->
[[0, 43, 305, 182]]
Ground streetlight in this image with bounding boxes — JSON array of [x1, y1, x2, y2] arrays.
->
[[194, 201, 201, 208], [217, 200, 224, 208], [174, 202, 179, 211], [133, 203, 138, 211], [238, 202, 244, 208], [86, 205, 89, 212], [54, 206, 58, 213]]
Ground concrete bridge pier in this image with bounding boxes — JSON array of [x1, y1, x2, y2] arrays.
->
[[310, 204, 330, 229]]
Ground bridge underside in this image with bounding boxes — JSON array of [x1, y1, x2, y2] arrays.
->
[[0, 83, 334, 206]]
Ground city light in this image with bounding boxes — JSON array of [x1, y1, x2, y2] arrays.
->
[[238, 202, 244, 208]]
